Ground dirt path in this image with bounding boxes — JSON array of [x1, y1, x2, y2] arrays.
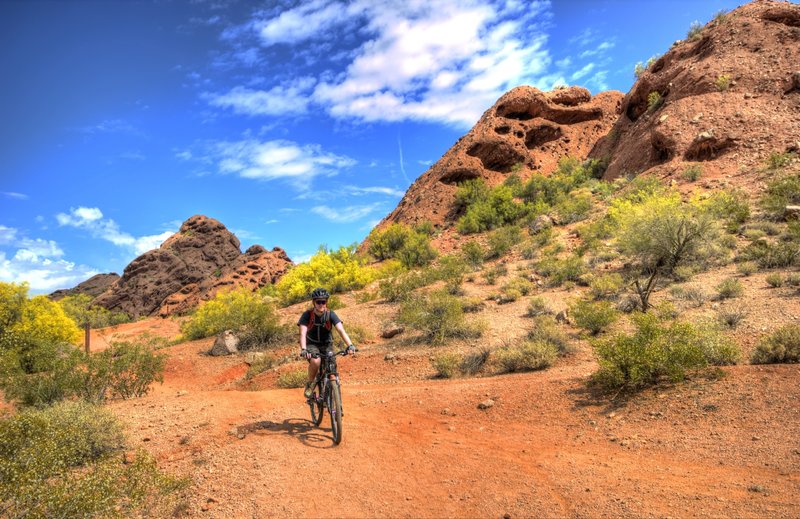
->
[[108, 333, 800, 518]]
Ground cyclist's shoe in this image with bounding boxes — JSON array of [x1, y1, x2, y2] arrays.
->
[[303, 381, 315, 399]]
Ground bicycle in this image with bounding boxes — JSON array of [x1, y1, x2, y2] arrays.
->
[[304, 348, 356, 445]]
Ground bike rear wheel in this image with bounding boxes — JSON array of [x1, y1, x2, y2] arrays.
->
[[309, 383, 324, 426], [328, 380, 343, 445]]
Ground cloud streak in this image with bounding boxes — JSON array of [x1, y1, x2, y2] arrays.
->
[[56, 207, 175, 255]]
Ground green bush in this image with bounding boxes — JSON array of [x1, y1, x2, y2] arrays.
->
[[786, 273, 800, 286], [592, 313, 739, 391], [0, 401, 186, 518], [525, 297, 551, 317], [81, 341, 166, 402], [395, 231, 437, 268], [570, 299, 619, 335], [245, 355, 277, 381], [752, 325, 800, 364], [766, 273, 784, 288], [460, 347, 491, 375], [431, 353, 460, 378], [682, 165, 703, 182], [483, 265, 507, 285], [495, 341, 558, 373], [589, 273, 624, 300], [180, 287, 291, 347], [715, 74, 731, 92], [277, 369, 307, 389], [765, 151, 795, 170], [553, 188, 594, 224], [760, 174, 800, 219], [717, 306, 747, 328], [397, 290, 483, 344], [457, 185, 528, 234], [57, 294, 131, 329], [486, 226, 522, 259], [461, 241, 485, 269], [738, 239, 800, 268], [687, 20, 703, 40], [736, 261, 758, 276], [454, 178, 490, 211], [527, 316, 573, 354], [535, 255, 585, 286], [647, 91, 664, 112], [715, 278, 743, 299]]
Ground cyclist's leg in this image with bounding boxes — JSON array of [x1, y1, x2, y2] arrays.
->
[[306, 342, 323, 381]]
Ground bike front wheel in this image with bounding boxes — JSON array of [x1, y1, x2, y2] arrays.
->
[[328, 380, 343, 445], [309, 383, 324, 426]]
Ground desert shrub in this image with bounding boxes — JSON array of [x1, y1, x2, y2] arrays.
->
[[483, 265, 507, 285], [0, 401, 186, 518], [738, 239, 799, 268], [647, 91, 664, 112], [414, 220, 435, 236], [669, 285, 708, 308], [461, 240, 485, 269], [682, 165, 702, 182], [273, 245, 378, 305], [713, 9, 728, 23], [787, 273, 800, 286], [180, 287, 291, 347], [58, 294, 131, 329], [571, 299, 619, 335], [335, 323, 371, 348], [535, 255, 585, 286], [589, 273, 624, 300], [715, 74, 731, 92], [0, 283, 81, 350], [765, 151, 795, 170], [460, 347, 491, 375], [502, 277, 533, 298], [751, 325, 800, 364], [377, 262, 452, 302], [553, 188, 594, 224], [431, 353, 461, 378], [457, 185, 528, 234], [245, 355, 277, 380], [486, 226, 522, 259], [765, 273, 784, 288], [634, 62, 646, 79], [736, 261, 758, 276], [743, 228, 766, 241], [752, 221, 782, 236], [687, 20, 703, 40], [495, 340, 558, 373], [395, 231, 437, 268], [462, 297, 485, 313], [454, 178, 490, 211], [81, 341, 165, 402], [527, 316, 572, 354], [277, 369, 307, 389], [397, 290, 483, 344], [592, 313, 738, 391], [717, 306, 747, 328], [0, 341, 86, 407], [715, 278, 743, 299], [526, 297, 551, 317], [760, 174, 800, 219]]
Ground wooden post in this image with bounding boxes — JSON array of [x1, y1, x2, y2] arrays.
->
[[84, 322, 90, 354]]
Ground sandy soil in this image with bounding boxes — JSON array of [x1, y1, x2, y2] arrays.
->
[[103, 264, 800, 518]]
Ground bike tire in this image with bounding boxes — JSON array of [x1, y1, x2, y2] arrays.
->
[[328, 380, 343, 445], [310, 383, 324, 426]]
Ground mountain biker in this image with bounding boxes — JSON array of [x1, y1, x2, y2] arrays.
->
[[298, 287, 356, 398]]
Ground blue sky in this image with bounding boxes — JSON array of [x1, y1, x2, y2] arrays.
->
[[1, 0, 746, 293]]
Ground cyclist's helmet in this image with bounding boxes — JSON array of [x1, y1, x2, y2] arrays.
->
[[310, 287, 330, 301]]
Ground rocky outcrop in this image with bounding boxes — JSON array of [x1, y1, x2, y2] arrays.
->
[[92, 215, 292, 318], [49, 273, 120, 301], [591, 1, 800, 182], [375, 86, 623, 233]]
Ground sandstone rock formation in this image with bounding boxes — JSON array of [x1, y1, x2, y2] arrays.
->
[[49, 273, 120, 301], [591, 1, 800, 183], [376, 86, 623, 232], [92, 215, 292, 318]]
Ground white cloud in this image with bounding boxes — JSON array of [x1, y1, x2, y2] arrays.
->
[[265, 219, 279, 224], [56, 207, 175, 255], [0, 225, 18, 245], [570, 62, 596, 81], [217, 0, 552, 129], [0, 250, 99, 293], [194, 138, 356, 184], [311, 203, 382, 223], [76, 118, 144, 137], [207, 78, 315, 116], [346, 186, 405, 197], [579, 40, 615, 59], [2, 191, 29, 200]]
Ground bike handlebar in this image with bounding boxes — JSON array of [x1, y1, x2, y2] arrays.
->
[[302, 347, 358, 360]]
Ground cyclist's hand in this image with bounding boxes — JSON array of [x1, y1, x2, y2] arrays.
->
[[299, 349, 310, 360], [346, 344, 357, 355]]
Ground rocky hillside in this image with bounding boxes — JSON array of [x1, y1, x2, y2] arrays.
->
[[374, 1, 800, 241], [591, 0, 800, 184], [91, 215, 292, 318], [377, 86, 622, 231], [49, 273, 120, 301]]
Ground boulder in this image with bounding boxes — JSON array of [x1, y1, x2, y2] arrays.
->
[[243, 351, 267, 365], [381, 323, 405, 339], [210, 330, 240, 356]]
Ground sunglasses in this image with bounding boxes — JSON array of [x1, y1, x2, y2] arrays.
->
[[314, 300, 328, 305]]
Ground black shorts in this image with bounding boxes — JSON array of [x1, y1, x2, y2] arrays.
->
[[306, 342, 334, 357]]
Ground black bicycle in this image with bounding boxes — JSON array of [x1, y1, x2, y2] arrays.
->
[[305, 348, 356, 445]]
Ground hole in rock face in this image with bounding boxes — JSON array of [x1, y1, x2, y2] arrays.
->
[[525, 124, 563, 149], [500, 111, 533, 121], [439, 168, 481, 185], [761, 8, 800, 27], [690, 36, 714, 60], [466, 141, 526, 173], [649, 55, 667, 74], [684, 137, 735, 161], [496, 99, 543, 121], [651, 133, 676, 163], [494, 125, 511, 135], [545, 107, 603, 125]]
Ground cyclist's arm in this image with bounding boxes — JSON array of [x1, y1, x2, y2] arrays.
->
[[334, 322, 353, 348], [299, 324, 309, 351]]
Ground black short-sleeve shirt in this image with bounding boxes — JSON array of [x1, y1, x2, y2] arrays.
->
[[298, 310, 342, 345]]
